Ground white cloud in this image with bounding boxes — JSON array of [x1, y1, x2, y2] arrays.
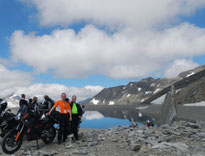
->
[[164, 59, 199, 78], [15, 84, 103, 101], [21, 0, 205, 29], [0, 63, 103, 101], [0, 64, 32, 97], [10, 23, 205, 79]]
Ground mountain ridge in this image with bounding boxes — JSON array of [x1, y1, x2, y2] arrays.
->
[[85, 65, 205, 106]]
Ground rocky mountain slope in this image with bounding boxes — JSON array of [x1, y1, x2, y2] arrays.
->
[[2, 120, 205, 156], [88, 77, 178, 105], [175, 76, 205, 105], [86, 65, 205, 105]]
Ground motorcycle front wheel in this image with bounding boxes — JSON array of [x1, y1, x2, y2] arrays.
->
[[42, 125, 56, 144], [1, 131, 23, 154]]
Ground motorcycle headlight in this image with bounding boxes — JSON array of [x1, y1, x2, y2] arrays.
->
[[16, 113, 21, 120], [41, 114, 45, 120]]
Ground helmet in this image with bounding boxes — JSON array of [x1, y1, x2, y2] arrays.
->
[[0, 100, 8, 112], [65, 98, 70, 102]]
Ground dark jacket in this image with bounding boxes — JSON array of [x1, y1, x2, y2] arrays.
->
[[43, 98, 55, 112], [70, 102, 83, 116], [19, 99, 28, 108]]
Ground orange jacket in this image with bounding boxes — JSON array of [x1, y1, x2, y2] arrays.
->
[[54, 100, 71, 114]]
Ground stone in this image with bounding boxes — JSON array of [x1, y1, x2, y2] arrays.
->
[[33, 150, 53, 156], [185, 122, 200, 129], [136, 130, 144, 134], [131, 144, 142, 152], [112, 137, 118, 142], [65, 143, 75, 149], [72, 149, 88, 155], [88, 141, 98, 147], [79, 150, 88, 155]]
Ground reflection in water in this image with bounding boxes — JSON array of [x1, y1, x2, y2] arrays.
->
[[83, 111, 104, 120], [81, 106, 156, 129]]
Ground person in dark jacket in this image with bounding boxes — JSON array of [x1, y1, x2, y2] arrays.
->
[[70, 95, 83, 141], [43, 95, 55, 113], [28, 97, 40, 130], [30, 97, 38, 112], [19, 94, 28, 108], [28, 98, 32, 105]]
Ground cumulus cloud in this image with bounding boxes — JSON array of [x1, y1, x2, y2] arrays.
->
[[164, 59, 199, 78], [0, 63, 103, 100], [11, 0, 205, 80], [10, 23, 205, 79], [15, 84, 103, 101], [0, 64, 32, 97], [21, 0, 205, 29]]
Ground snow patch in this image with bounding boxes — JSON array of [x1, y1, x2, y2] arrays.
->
[[122, 90, 126, 94], [141, 99, 144, 102], [127, 94, 131, 97], [151, 94, 166, 104], [150, 83, 155, 87], [109, 101, 115, 105], [154, 88, 160, 94], [186, 72, 195, 77], [123, 86, 126, 90], [138, 88, 142, 92], [184, 101, 205, 106], [136, 106, 148, 110], [91, 98, 99, 105], [7, 101, 19, 108], [145, 91, 152, 95], [176, 89, 182, 93]]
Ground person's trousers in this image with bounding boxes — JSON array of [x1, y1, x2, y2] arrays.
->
[[72, 114, 80, 140], [58, 113, 70, 142]]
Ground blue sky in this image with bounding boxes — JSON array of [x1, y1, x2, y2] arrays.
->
[[0, 0, 133, 88], [0, 0, 205, 99]]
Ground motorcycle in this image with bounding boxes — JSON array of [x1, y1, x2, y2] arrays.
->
[[1, 105, 56, 154], [0, 100, 17, 137]]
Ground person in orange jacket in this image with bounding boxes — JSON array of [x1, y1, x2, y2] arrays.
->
[[47, 93, 72, 145]]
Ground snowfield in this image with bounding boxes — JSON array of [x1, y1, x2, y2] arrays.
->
[[183, 101, 205, 106]]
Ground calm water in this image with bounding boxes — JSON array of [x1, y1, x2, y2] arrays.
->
[[80, 107, 156, 129]]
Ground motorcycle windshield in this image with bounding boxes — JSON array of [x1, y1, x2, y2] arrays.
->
[[16, 105, 28, 120]]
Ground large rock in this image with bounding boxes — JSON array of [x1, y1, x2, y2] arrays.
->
[[160, 92, 177, 125]]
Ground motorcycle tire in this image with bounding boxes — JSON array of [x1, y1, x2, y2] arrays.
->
[[42, 125, 56, 144], [1, 131, 23, 154]]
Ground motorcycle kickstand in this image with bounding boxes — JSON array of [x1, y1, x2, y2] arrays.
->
[[36, 138, 40, 150]]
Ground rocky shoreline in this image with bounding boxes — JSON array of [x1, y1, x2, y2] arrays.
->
[[1, 120, 205, 156]]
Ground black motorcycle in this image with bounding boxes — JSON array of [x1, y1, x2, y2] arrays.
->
[[1, 105, 56, 154], [0, 100, 17, 137]]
